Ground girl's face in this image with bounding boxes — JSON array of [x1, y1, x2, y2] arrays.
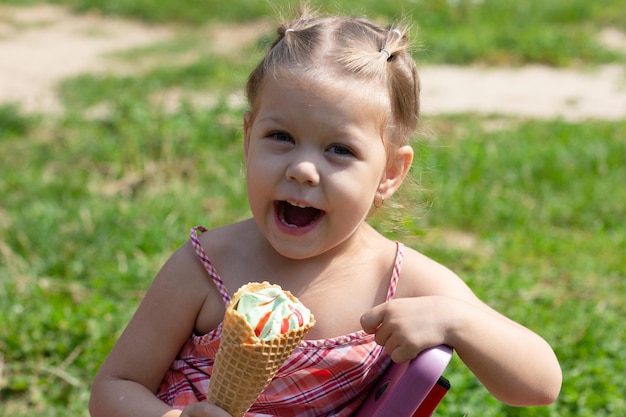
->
[[244, 72, 410, 260]]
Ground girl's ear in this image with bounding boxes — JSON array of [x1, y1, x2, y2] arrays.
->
[[377, 145, 414, 199], [243, 111, 252, 160]]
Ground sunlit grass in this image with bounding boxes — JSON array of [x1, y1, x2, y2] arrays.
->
[[2, 0, 623, 65]]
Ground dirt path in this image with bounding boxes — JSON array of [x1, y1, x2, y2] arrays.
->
[[420, 64, 625, 121], [0, 4, 171, 113], [1, 4, 625, 120]]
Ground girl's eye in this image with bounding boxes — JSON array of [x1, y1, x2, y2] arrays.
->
[[328, 144, 355, 157], [269, 132, 293, 143]]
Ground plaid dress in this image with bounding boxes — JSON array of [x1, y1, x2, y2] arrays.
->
[[157, 226, 404, 417]]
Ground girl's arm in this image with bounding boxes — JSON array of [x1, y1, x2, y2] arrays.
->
[[361, 248, 562, 407], [89, 241, 227, 417]]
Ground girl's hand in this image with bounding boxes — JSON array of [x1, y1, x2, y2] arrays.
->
[[361, 297, 451, 363], [180, 402, 232, 417]]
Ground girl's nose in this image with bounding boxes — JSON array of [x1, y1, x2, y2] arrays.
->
[[285, 156, 320, 186]]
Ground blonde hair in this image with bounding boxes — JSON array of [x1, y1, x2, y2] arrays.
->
[[246, 6, 420, 149]]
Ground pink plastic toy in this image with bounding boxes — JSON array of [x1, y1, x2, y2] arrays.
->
[[355, 345, 453, 417]]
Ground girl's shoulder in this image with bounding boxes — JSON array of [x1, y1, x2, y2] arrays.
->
[[146, 222, 253, 319], [397, 244, 478, 300], [192, 220, 259, 276], [187, 219, 270, 333], [193, 219, 256, 253]]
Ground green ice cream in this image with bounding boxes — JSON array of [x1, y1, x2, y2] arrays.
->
[[235, 286, 311, 340]]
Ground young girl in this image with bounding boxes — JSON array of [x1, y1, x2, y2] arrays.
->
[[89, 7, 561, 417]]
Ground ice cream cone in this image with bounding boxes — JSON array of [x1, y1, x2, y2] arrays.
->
[[207, 282, 315, 417]]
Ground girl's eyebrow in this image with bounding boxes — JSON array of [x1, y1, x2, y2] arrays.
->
[[255, 112, 289, 126]]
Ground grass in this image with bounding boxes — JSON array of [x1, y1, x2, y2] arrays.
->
[[1, 1, 625, 416], [1, 0, 625, 66]]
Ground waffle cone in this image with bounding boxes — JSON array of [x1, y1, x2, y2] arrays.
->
[[207, 282, 315, 417]]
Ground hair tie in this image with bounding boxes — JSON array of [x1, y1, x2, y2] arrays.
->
[[379, 48, 392, 61], [285, 28, 295, 34]]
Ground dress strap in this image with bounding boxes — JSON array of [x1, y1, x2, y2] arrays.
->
[[385, 242, 404, 302], [190, 226, 231, 307]]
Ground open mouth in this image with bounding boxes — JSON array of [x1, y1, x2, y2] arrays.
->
[[277, 201, 323, 228]]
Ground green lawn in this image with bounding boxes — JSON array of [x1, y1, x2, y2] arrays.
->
[[1, 1, 625, 416]]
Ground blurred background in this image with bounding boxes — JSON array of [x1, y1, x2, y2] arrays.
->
[[1, 1, 625, 416]]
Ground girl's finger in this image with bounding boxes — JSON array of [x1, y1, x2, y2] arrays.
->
[[360, 303, 387, 334]]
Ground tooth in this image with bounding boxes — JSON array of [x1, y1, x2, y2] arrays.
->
[[287, 201, 308, 208]]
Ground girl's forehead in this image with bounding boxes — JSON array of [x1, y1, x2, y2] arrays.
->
[[255, 69, 390, 116]]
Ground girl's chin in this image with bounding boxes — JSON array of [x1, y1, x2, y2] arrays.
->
[[266, 222, 328, 260]]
